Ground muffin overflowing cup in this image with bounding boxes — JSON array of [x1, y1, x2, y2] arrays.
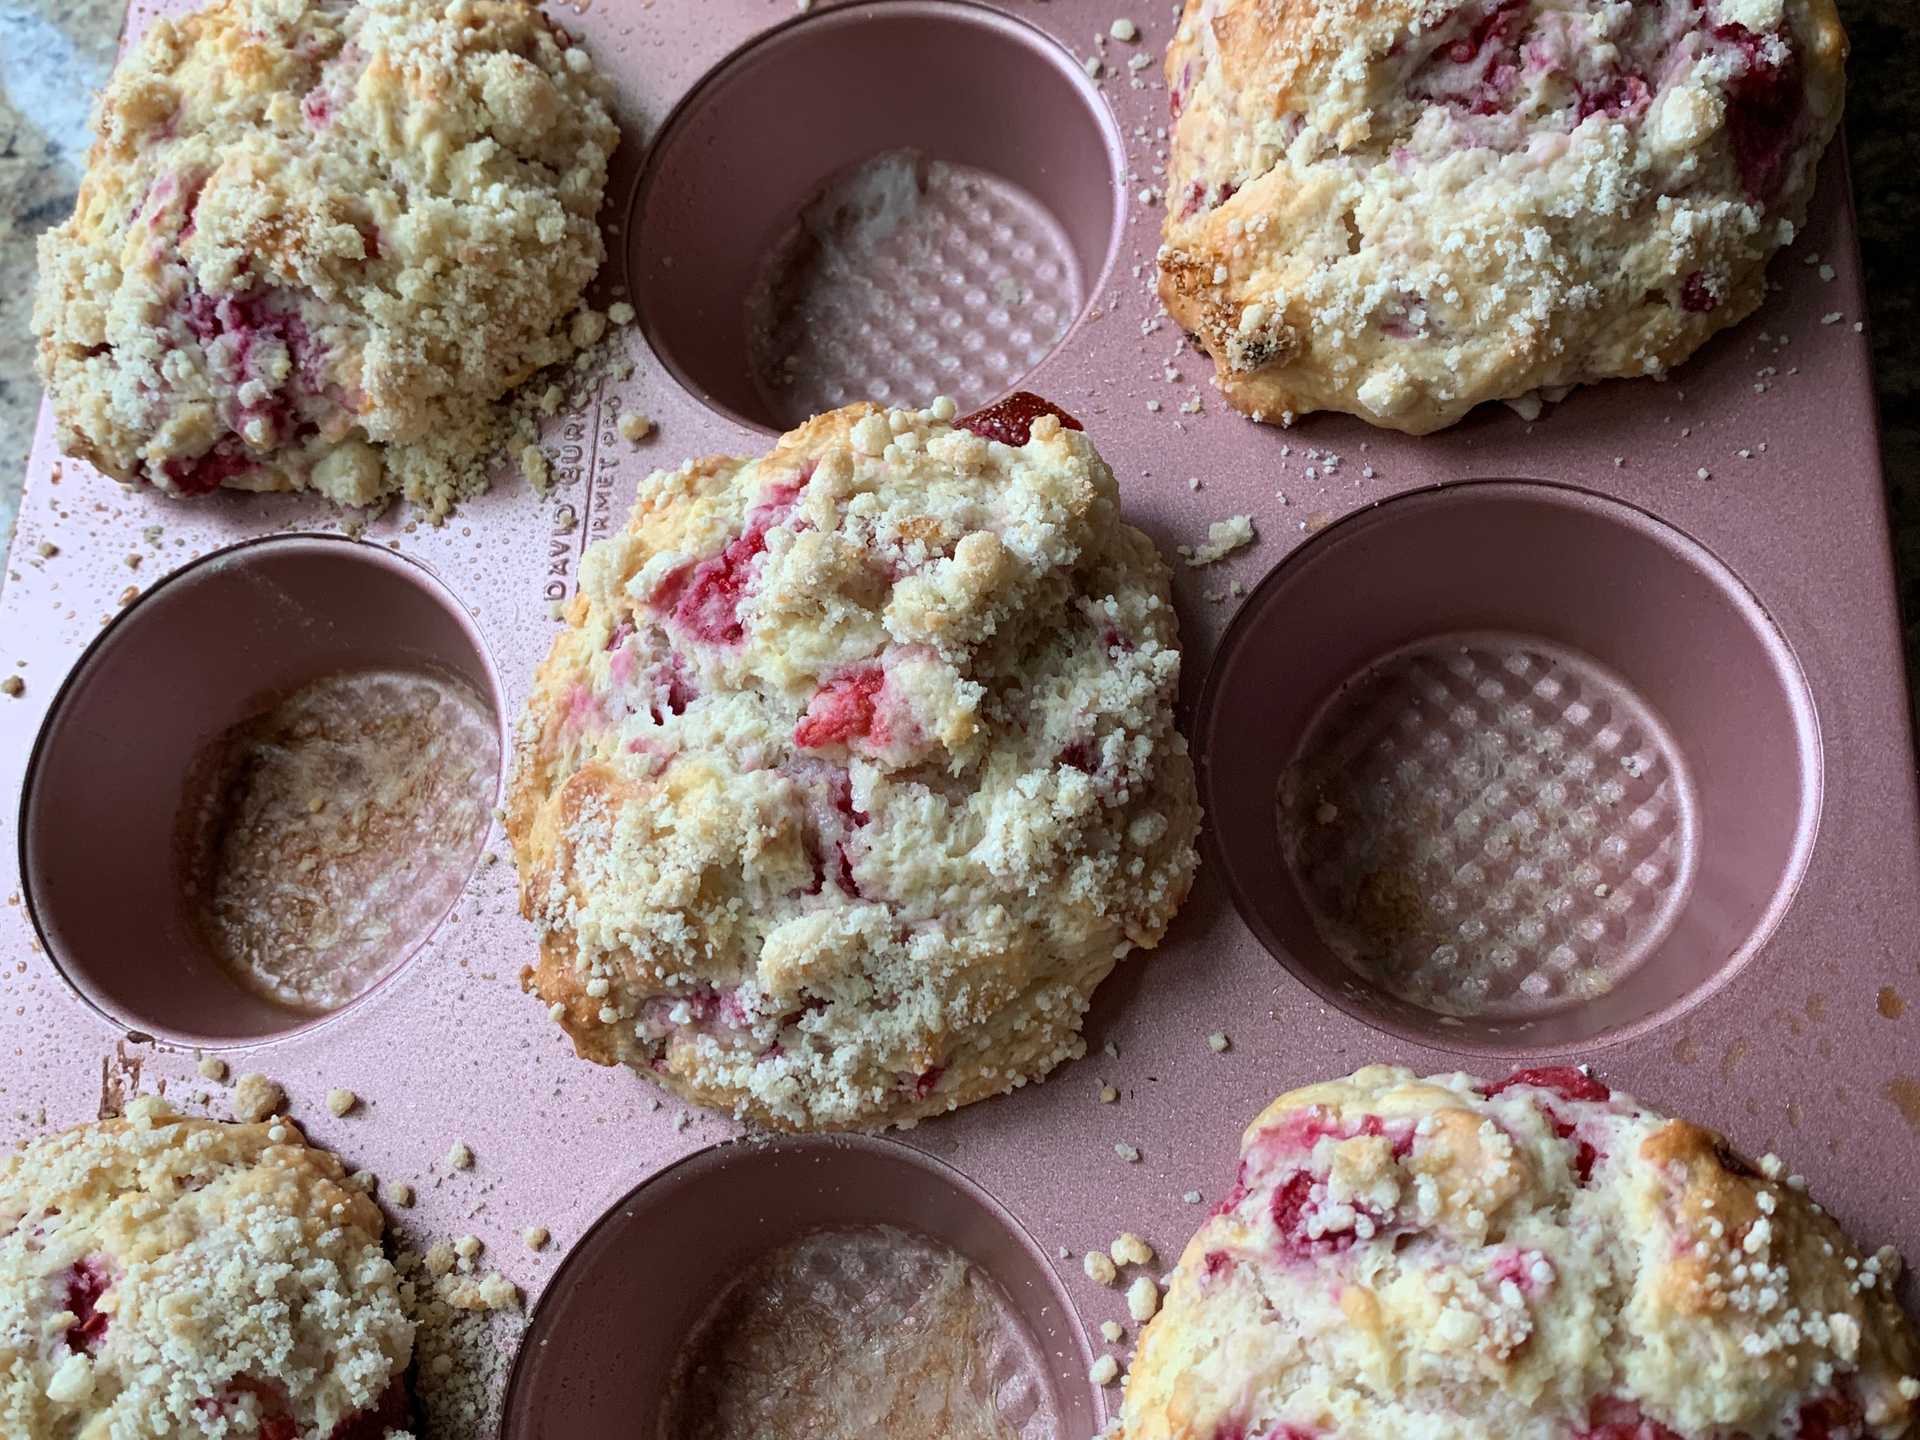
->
[[3, 0, 1916, 1437]]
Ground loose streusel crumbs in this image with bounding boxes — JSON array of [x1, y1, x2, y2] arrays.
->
[[229, 1071, 283, 1124]]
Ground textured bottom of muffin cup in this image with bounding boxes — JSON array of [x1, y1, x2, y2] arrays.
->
[[502, 1135, 1097, 1438], [1197, 480, 1821, 1052], [22, 535, 504, 1046], [628, 0, 1124, 431]]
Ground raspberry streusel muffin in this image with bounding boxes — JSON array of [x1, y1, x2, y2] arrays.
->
[[32, 0, 617, 514], [506, 395, 1200, 1131], [1160, 0, 1847, 433], [1119, 1065, 1920, 1440], [0, 1098, 414, 1439]]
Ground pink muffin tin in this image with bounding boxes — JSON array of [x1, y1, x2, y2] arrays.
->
[[3, 1, 1916, 1433]]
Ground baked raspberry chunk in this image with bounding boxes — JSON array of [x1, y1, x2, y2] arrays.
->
[[1714, 22, 1806, 201], [63, 1256, 112, 1352], [653, 480, 803, 645], [1482, 1065, 1611, 1103], [954, 391, 1084, 446], [1680, 271, 1720, 313], [1269, 1172, 1370, 1258], [1577, 1396, 1684, 1440], [157, 444, 258, 495], [1487, 1247, 1551, 1293], [794, 666, 887, 749], [1792, 1388, 1864, 1440], [327, 1376, 414, 1440]]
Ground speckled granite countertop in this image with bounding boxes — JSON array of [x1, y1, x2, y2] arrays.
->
[[2, 0, 1916, 662], [0, 0, 117, 546]]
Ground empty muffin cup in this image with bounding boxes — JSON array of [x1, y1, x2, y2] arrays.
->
[[503, 1135, 1097, 1439], [1196, 481, 1820, 1052], [629, 0, 1125, 430], [21, 535, 504, 1046]]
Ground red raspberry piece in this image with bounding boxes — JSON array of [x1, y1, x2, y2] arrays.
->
[[280, 313, 329, 392], [181, 289, 222, 342], [787, 760, 869, 897], [1265, 1108, 1396, 1154], [954, 392, 1084, 446], [1057, 739, 1098, 773], [1535, 1105, 1603, 1184], [562, 681, 600, 731], [155, 445, 256, 495], [179, 174, 208, 241], [679, 984, 751, 1029], [1179, 180, 1240, 220], [1488, 1247, 1552, 1293], [197, 1376, 301, 1438], [1576, 72, 1650, 121], [1225, 1109, 1413, 1229], [1577, 1400, 1677, 1440], [64, 1256, 111, 1352], [831, 769, 867, 826], [325, 1377, 411, 1440], [1202, 1249, 1233, 1280], [1170, 62, 1193, 119], [1578, 1397, 1684, 1440], [794, 666, 886, 750], [1412, 0, 1531, 114], [1445, 0, 1527, 64], [1794, 1388, 1863, 1440], [1269, 1172, 1361, 1259], [1679, 270, 1719, 312], [660, 654, 697, 718], [1571, 1137, 1600, 1184], [608, 645, 636, 689], [652, 478, 805, 645], [907, 1066, 944, 1099], [834, 842, 861, 898], [1212, 1161, 1251, 1217], [1482, 1066, 1611, 1104], [1713, 23, 1804, 202]]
